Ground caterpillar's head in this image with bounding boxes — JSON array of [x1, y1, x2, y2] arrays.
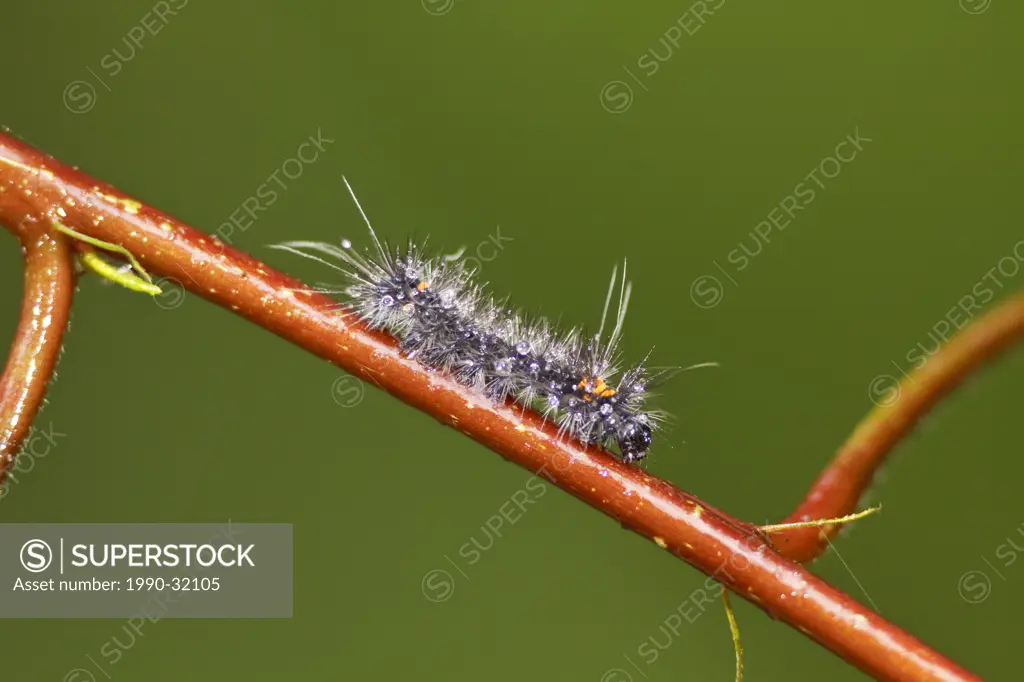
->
[[617, 420, 652, 464]]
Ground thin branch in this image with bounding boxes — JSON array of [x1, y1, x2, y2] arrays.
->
[[0, 181, 75, 468], [774, 293, 1024, 563], [0, 131, 983, 682]]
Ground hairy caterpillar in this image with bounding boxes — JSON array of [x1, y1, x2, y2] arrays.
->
[[271, 178, 678, 463]]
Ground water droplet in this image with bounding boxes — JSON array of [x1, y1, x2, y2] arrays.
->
[[516, 341, 530, 355], [599, 403, 613, 416], [380, 295, 395, 307]]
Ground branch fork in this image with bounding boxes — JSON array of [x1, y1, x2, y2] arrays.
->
[[3, 131, 1018, 681]]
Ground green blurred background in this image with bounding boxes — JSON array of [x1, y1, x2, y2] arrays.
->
[[1, 1, 1021, 680]]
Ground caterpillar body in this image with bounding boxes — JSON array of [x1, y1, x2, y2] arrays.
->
[[272, 178, 674, 463]]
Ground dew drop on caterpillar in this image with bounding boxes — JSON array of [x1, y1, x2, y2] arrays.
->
[[270, 177, 684, 464]]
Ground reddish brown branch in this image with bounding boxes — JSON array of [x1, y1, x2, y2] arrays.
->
[[0, 182, 75, 470], [0, 131, 984, 682], [774, 293, 1024, 563]]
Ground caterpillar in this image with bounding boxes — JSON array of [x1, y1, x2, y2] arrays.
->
[[271, 178, 676, 463]]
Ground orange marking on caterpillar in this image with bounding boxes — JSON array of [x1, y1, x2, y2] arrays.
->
[[578, 376, 616, 402]]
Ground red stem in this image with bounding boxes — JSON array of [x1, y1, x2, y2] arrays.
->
[[0, 131, 988, 682], [0, 182, 75, 468], [773, 293, 1024, 563]]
